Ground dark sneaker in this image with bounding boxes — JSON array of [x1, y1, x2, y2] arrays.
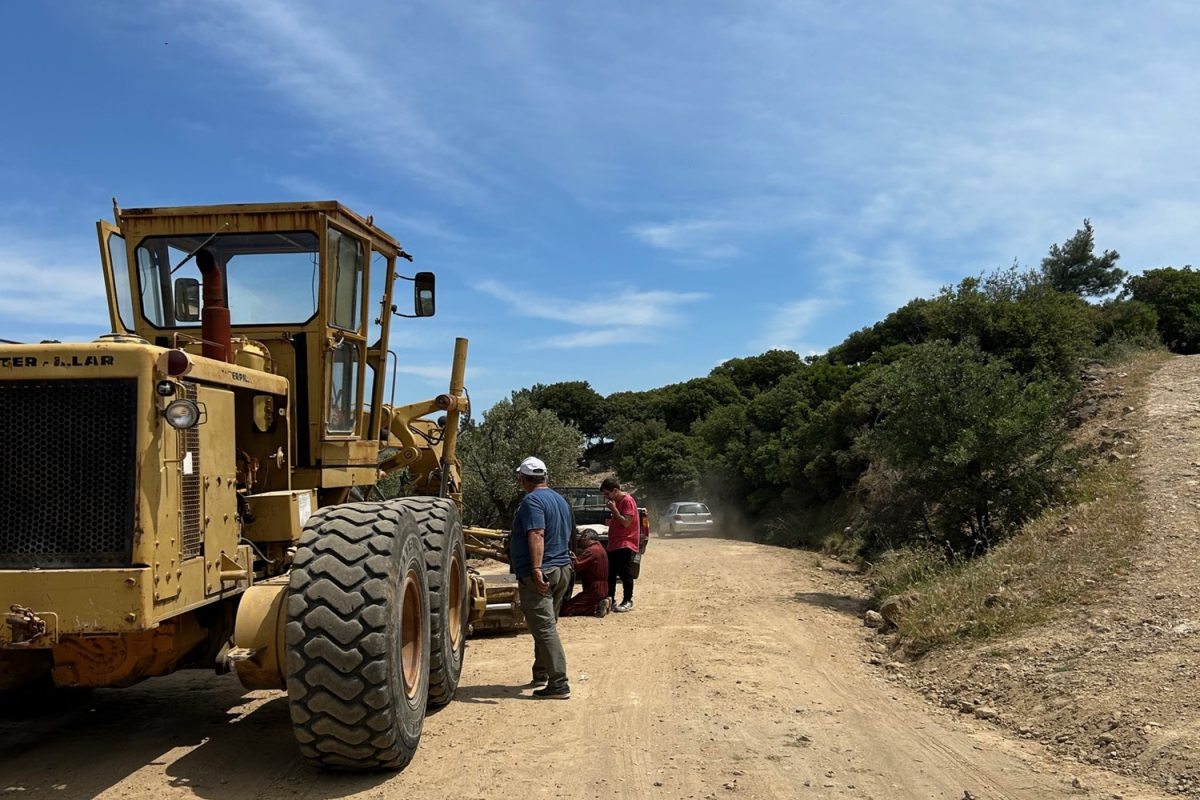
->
[[528, 673, 548, 687], [533, 684, 571, 700], [594, 598, 612, 618], [614, 600, 634, 613]]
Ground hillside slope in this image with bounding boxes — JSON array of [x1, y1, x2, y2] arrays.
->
[[899, 354, 1200, 796]]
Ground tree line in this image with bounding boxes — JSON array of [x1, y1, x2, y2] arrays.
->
[[458, 220, 1196, 559]]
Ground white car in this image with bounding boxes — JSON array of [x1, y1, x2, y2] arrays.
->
[[659, 502, 715, 537]]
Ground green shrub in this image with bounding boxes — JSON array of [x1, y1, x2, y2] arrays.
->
[[858, 339, 1075, 556], [1125, 266, 1200, 353]]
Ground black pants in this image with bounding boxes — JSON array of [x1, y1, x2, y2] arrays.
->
[[607, 547, 635, 604]]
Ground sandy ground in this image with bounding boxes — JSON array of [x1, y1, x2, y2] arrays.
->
[[0, 536, 1169, 799]]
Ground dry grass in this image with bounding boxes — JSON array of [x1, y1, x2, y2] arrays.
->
[[870, 349, 1170, 655]]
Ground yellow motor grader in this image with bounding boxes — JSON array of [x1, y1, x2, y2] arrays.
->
[[0, 200, 514, 770]]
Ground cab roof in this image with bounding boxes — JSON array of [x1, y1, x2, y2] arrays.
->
[[115, 200, 401, 251]]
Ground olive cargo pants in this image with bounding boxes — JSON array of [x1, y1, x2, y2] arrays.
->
[[518, 565, 571, 690]]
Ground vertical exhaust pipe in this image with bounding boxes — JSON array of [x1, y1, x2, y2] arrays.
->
[[195, 249, 231, 363]]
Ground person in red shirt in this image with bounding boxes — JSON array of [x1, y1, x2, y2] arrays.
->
[[561, 530, 611, 617], [601, 478, 639, 612]]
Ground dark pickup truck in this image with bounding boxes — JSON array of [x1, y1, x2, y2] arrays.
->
[[559, 487, 650, 552]]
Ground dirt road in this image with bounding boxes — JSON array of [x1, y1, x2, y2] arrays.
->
[[0, 537, 1165, 799]]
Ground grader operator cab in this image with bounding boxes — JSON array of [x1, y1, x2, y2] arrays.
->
[[0, 201, 509, 770]]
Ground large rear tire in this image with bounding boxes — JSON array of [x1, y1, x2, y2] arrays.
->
[[391, 497, 468, 708], [285, 502, 431, 771]]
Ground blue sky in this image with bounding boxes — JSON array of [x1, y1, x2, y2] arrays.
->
[[2, 1, 1198, 411]]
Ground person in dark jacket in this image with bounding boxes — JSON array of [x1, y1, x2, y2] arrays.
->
[[561, 530, 611, 618]]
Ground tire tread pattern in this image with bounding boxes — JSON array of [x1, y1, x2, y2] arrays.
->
[[391, 497, 466, 707], [286, 502, 424, 770]]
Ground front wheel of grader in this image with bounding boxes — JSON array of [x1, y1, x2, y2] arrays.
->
[[285, 502, 431, 770], [399, 497, 468, 707]]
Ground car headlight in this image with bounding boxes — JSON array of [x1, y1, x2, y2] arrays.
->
[[164, 398, 202, 429]]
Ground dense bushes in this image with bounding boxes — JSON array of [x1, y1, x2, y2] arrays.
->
[[483, 220, 1185, 561], [1125, 267, 1200, 353], [856, 340, 1075, 555]]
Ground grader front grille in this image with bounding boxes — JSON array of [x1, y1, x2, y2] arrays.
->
[[180, 382, 202, 560], [0, 378, 139, 569]]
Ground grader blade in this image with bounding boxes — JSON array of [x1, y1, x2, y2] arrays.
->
[[462, 525, 527, 635], [466, 573, 527, 635]]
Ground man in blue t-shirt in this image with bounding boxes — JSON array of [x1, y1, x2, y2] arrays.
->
[[511, 456, 573, 699]]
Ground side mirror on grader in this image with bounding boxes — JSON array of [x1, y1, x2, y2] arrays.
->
[[174, 277, 201, 322], [0, 200, 512, 773], [394, 270, 436, 319]]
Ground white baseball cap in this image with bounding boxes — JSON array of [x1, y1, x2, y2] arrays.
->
[[516, 456, 548, 478]]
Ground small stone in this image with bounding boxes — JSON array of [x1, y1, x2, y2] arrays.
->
[[653, 782, 663, 787], [974, 707, 998, 720], [864, 610, 885, 628]]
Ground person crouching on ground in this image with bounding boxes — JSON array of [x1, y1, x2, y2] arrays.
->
[[511, 456, 573, 699], [601, 477, 639, 612], [561, 529, 611, 618]]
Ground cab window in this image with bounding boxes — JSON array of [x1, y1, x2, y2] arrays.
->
[[135, 232, 319, 327], [327, 343, 359, 435], [107, 232, 135, 329], [327, 228, 364, 332]]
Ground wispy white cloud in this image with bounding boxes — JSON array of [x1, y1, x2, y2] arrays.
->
[[755, 297, 841, 354], [629, 219, 741, 260], [393, 362, 490, 385], [478, 280, 706, 328], [378, 213, 465, 244], [176, 0, 474, 196], [477, 279, 707, 348], [545, 328, 648, 349], [0, 233, 109, 330]]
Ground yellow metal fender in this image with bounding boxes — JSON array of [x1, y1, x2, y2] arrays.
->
[[230, 577, 289, 690]]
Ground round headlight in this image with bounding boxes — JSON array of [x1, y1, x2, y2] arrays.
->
[[164, 398, 201, 429]]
